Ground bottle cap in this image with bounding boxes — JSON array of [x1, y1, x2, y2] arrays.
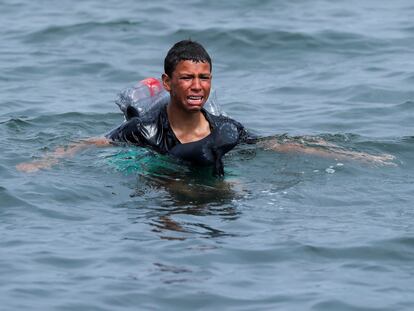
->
[[140, 77, 163, 96]]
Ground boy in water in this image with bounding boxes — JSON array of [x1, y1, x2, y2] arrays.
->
[[16, 40, 394, 174]]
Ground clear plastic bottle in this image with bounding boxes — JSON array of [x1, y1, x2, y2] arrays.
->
[[116, 77, 224, 118], [115, 78, 169, 116]]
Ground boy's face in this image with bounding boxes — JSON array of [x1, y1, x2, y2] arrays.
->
[[162, 60, 212, 113]]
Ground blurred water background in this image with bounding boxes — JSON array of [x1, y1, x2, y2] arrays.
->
[[1, 0, 414, 310]]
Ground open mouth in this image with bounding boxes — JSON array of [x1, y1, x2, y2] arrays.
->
[[187, 95, 204, 106]]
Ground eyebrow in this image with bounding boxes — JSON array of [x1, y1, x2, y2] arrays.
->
[[178, 72, 211, 76]]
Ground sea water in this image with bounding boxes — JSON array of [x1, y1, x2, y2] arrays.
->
[[1, 0, 414, 310]]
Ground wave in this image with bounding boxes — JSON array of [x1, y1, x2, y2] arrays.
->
[[0, 185, 36, 209], [2, 112, 119, 123], [22, 20, 144, 43], [301, 239, 413, 262], [168, 27, 392, 56]]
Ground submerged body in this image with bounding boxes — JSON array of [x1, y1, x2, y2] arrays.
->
[[15, 40, 396, 174], [105, 50, 255, 177], [106, 102, 254, 176]]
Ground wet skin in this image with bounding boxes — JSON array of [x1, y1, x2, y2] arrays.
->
[[162, 60, 213, 144], [162, 60, 212, 113]]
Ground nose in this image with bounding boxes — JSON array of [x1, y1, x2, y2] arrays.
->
[[191, 78, 201, 91]]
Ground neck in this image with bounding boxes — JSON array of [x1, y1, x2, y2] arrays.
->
[[167, 103, 211, 143], [167, 103, 201, 128]]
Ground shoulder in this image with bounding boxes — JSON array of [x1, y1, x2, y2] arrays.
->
[[204, 110, 257, 144], [106, 103, 168, 144], [138, 102, 168, 125], [204, 110, 244, 129]]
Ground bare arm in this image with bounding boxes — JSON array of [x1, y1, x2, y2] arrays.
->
[[16, 137, 112, 173], [258, 137, 395, 165]]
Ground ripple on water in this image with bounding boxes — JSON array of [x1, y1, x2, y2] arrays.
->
[[311, 299, 390, 311], [1, 0, 414, 310], [301, 241, 414, 262], [34, 255, 95, 269], [22, 20, 144, 44], [0, 185, 35, 210]]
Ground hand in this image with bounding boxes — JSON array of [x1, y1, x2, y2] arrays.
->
[[260, 138, 396, 166], [16, 137, 111, 173], [16, 159, 58, 173], [343, 152, 396, 166]]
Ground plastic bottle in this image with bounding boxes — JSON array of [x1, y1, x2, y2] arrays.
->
[[115, 78, 169, 117], [115, 77, 224, 118]]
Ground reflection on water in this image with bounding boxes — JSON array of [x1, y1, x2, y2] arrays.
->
[[136, 175, 242, 240], [134, 173, 240, 205], [110, 149, 244, 240], [107, 131, 402, 241]]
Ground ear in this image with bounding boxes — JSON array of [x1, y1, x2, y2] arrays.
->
[[162, 73, 171, 92]]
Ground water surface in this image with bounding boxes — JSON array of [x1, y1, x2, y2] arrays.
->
[[1, 0, 414, 310]]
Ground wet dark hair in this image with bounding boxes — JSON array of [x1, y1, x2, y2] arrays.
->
[[164, 40, 212, 77]]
